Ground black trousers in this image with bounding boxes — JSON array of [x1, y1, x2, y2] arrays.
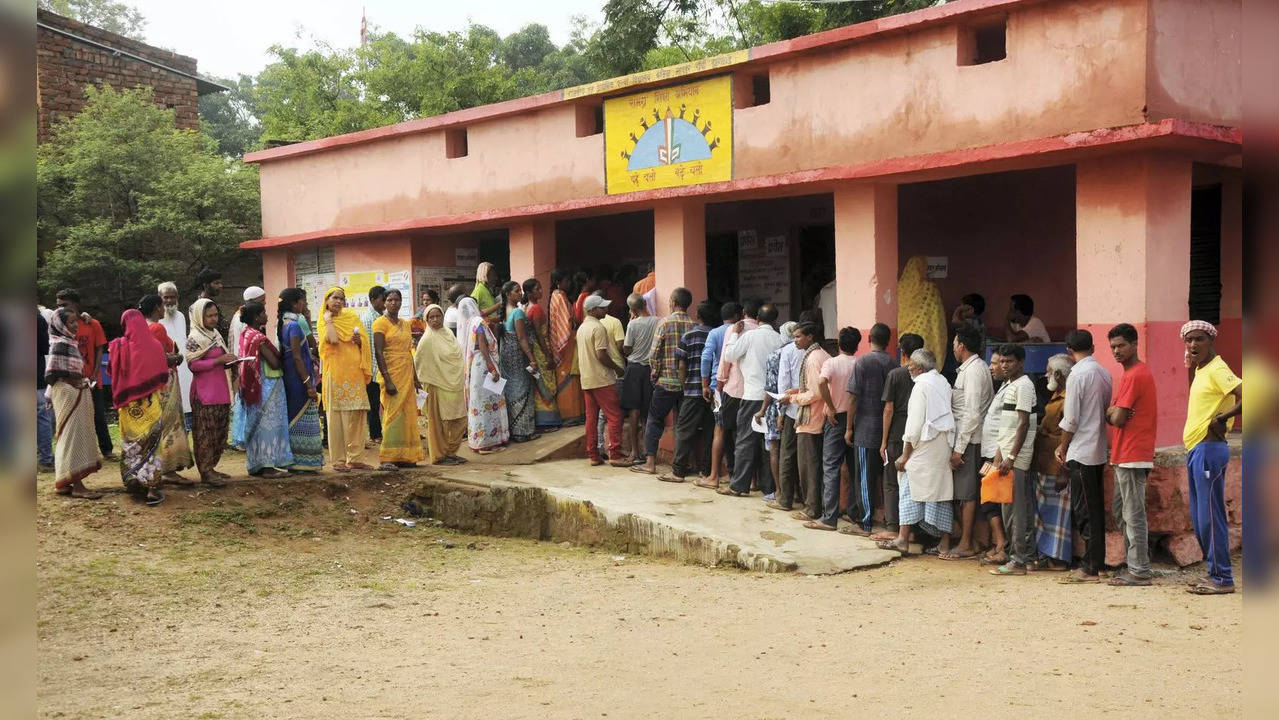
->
[[644, 386, 683, 459], [366, 381, 382, 440], [719, 394, 740, 475], [1068, 460, 1107, 575], [92, 385, 113, 455], [730, 399, 774, 495], [672, 395, 713, 477]]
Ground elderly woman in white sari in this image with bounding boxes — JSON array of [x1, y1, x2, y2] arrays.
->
[[878, 348, 955, 555]]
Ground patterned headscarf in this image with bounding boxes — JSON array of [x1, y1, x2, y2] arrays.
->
[[1180, 320, 1218, 339], [185, 297, 228, 364], [45, 307, 83, 381]]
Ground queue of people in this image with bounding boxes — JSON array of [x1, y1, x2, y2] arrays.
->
[[39, 264, 1243, 596]]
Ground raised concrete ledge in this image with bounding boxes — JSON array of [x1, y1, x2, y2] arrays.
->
[[409, 460, 898, 575]]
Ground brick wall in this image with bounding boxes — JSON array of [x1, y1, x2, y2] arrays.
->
[[37, 9, 201, 143]]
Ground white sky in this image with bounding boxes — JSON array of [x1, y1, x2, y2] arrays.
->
[[126, 0, 606, 80]]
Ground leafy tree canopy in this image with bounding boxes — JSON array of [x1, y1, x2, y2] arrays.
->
[[38, 0, 147, 41], [38, 86, 260, 326]]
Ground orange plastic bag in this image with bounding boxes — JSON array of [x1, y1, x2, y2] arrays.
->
[[980, 467, 1013, 504]]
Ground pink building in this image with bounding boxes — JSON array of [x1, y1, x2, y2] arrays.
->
[[244, 0, 1241, 456]]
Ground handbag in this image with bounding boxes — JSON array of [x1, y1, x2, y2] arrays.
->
[[980, 467, 1013, 504]]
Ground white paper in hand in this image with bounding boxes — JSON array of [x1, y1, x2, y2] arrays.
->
[[416, 389, 429, 408], [750, 414, 766, 434], [483, 372, 507, 395], [766, 390, 786, 401]]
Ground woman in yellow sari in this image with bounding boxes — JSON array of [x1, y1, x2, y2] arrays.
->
[[415, 304, 469, 465], [897, 255, 948, 361], [373, 288, 426, 468], [316, 286, 372, 471]]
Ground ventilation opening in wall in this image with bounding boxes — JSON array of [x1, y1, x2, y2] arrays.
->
[[733, 69, 771, 108], [445, 127, 468, 158], [958, 17, 1007, 66], [576, 103, 604, 137]]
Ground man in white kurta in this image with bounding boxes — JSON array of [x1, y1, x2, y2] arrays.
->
[[880, 349, 955, 554], [158, 282, 193, 417]]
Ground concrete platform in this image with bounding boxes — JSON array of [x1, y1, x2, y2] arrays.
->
[[455, 425, 586, 465], [413, 458, 898, 574]]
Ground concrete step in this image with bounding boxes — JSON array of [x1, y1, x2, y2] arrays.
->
[[456, 425, 586, 465], [407, 459, 898, 574]]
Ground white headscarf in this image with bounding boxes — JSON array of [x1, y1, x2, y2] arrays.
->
[[185, 298, 228, 363], [454, 296, 481, 354], [912, 369, 955, 442]]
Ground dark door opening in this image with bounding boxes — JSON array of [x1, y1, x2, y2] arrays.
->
[[705, 232, 739, 306], [1190, 184, 1222, 325]]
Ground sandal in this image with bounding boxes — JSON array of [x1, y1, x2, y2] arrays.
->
[[869, 531, 898, 542], [1108, 572, 1153, 587], [657, 474, 686, 483], [791, 511, 815, 521], [693, 479, 719, 490], [876, 538, 910, 555], [990, 563, 1027, 576], [348, 462, 373, 470], [1186, 581, 1234, 595], [938, 549, 979, 561], [201, 476, 227, 488], [979, 552, 1008, 566], [803, 521, 837, 531], [331, 464, 351, 473], [764, 501, 793, 511], [1059, 572, 1101, 584], [378, 463, 398, 471], [67, 488, 104, 500], [1028, 557, 1069, 572], [717, 487, 748, 497], [839, 526, 871, 537], [629, 466, 657, 475], [145, 491, 166, 506], [258, 468, 291, 479]]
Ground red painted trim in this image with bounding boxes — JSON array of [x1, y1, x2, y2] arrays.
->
[[241, 119, 1239, 250], [244, 0, 1043, 165]]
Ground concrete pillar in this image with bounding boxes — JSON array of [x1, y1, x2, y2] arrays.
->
[[261, 248, 293, 329], [653, 200, 707, 314], [833, 183, 898, 343], [1076, 153, 1192, 447], [508, 220, 557, 292]]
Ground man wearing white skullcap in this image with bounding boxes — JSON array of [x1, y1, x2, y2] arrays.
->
[[1180, 319, 1242, 595]]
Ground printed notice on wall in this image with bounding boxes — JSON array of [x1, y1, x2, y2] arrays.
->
[[738, 230, 791, 321], [340, 270, 386, 309], [455, 247, 478, 267], [925, 256, 948, 279]]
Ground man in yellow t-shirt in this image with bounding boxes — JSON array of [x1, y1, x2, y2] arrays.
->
[[1181, 320, 1242, 595], [577, 295, 627, 467]]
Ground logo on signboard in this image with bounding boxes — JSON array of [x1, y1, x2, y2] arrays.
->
[[604, 75, 733, 194]]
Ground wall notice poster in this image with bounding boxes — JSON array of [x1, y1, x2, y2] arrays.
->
[[386, 270, 413, 317], [414, 266, 475, 315], [339, 270, 385, 310], [455, 247, 478, 267], [738, 231, 791, 321], [925, 256, 949, 279], [604, 74, 733, 194]]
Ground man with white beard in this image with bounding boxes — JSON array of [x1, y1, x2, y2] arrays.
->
[[158, 281, 194, 424]]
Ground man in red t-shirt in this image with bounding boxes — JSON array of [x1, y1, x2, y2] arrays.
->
[[56, 288, 115, 458], [1105, 323, 1157, 586]]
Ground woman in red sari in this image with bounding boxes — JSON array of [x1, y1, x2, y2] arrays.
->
[[549, 269, 584, 426]]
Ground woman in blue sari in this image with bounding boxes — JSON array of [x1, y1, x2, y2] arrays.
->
[[238, 302, 293, 477], [277, 288, 324, 471]]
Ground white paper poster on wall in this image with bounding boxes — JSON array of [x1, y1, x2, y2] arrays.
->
[[386, 270, 413, 317], [738, 230, 791, 321], [414, 266, 477, 316], [737, 229, 758, 252], [925, 256, 949, 279], [455, 247, 478, 267]]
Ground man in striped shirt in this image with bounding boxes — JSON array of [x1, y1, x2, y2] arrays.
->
[[634, 287, 694, 476], [660, 301, 717, 483]]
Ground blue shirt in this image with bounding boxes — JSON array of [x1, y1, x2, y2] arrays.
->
[[776, 341, 804, 420], [700, 323, 730, 392]]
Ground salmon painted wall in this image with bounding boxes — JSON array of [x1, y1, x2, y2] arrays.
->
[[897, 166, 1077, 338], [255, 0, 1165, 240], [261, 248, 292, 331], [1145, 0, 1241, 126]]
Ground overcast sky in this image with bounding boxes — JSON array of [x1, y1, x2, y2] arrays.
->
[[126, 0, 606, 79]]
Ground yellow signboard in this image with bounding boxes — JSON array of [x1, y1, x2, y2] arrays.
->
[[604, 74, 733, 195]]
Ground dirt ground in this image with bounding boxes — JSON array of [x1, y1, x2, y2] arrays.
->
[[37, 457, 1242, 720]]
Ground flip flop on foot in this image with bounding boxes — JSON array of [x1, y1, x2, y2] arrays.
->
[[589, 458, 604, 466], [608, 459, 632, 468], [657, 474, 686, 483], [201, 476, 227, 488], [839, 526, 872, 537], [938, 549, 979, 561], [629, 466, 657, 475], [378, 463, 399, 471], [58, 486, 103, 500], [145, 490, 165, 506], [693, 479, 718, 490], [876, 538, 910, 555], [331, 464, 351, 473], [348, 462, 374, 470], [790, 511, 815, 521], [764, 501, 792, 511], [990, 563, 1027, 576], [1059, 572, 1101, 584], [1186, 581, 1234, 595], [1109, 572, 1153, 587], [717, 487, 748, 497], [803, 521, 837, 531], [869, 531, 898, 541]]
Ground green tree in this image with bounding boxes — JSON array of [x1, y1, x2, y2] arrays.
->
[[38, 0, 147, 41], [198, 73, 261, 158], [38, 86, 260, 327]]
